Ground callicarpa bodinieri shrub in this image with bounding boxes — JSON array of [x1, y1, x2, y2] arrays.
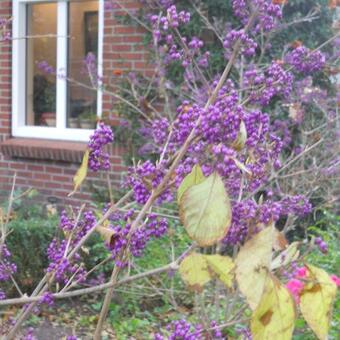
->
[[1, 0, 339, 339]]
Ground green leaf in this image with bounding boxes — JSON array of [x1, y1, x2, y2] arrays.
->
[[179, 172, 232, 247], [235, 226, 274, 310], [179, 253, 212, 292], [177, 164, 205, 204], [69, 149, 89, 196], [251, 274, 295, 340], [300, 264, 337, 340], [204, 254, 234, 288]]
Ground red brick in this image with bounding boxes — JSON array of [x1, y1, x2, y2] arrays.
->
[[52, 175, 70, 182], [10, 162, 26, 170], [34, 173, 51, 181], [26, 164, 44, 172], [114, 26, 137, 34], [45, 166, 63, 174], [45, 182, 63, 189]]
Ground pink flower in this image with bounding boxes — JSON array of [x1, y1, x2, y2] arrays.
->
[[286, 279, 304, 303], [295, 266, 307, 278], [331, 275, 340, 287]]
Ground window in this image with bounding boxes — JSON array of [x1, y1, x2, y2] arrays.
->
[[12, 0, 104, 141]]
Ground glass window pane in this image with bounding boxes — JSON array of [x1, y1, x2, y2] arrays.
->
[[26, 3, 57, 127], [67, 1, 99, 129]]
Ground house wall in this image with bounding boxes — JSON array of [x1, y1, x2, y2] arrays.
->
[[0, 0, 152, 206]]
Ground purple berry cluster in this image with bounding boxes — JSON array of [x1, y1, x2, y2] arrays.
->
[[258, 195, 311, 223], [126, 160, 172, 204], [106, 210, 168, 266], [223, 195, 312, 246], [165, 5, 191, 29], [88, 123, 114, 171], [244, 62, 294, 106], [155, 319, 203, 340], [285, 46, 326, 74], [155, 319, 224, 339], [232, 0, 282, 32], [152, 118, 170, 146], [223, 29, 257, 57], [0, 244, 17, 282], [149, 5, 209, 69], [315, 236, 328, 254], [47, 210, 96, 284], [223, 199, 257, 245], [150, 5, 190, 38], [47, 239, 86, 284], [280, 195, 312, 217], [40, 291, 54, 307]]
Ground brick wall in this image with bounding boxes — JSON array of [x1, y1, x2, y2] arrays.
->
[[102, 0, 154, 117], [0, 1, 11, 140], [0, 0, 151, 206]]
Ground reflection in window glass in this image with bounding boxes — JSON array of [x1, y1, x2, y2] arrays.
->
[[26, 3, 57, 127], [67, 1, 99, 129]]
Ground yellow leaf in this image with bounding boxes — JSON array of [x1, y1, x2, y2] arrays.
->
[[96, 226, 117, 248], [251, 274, 295, 340], [233, 158, 252, 175], [235, 226, 274, 310], [177, 164, 205, 204], [300, 264, 337, 340], [179, 172, 232, 247], [204, 254, 235, 288], [271, 241, 300, 270], [272, 229, 288, 251], [179, 253, 212, 292], [68, 149, 90, 196], [232, 120, 247, 151]]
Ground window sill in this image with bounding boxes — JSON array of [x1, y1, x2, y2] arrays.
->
[[0, 138, 87, 163]]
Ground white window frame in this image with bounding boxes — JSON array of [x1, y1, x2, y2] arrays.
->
[[12, 0, 104, 142]]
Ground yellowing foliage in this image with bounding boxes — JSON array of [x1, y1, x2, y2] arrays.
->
[[271, 241, 300, 270], [69, 149, 89, 196], [235, 226, 274, 310], [204, 254, 234, 288], [179, 172, 232, 247], [179, 253, 212, 292], [177, 164, 205, 204], [96, 225, 117, 248], [251, 274, 295, 340], [232, 120, 247, 151], [179, 253, 235, 291], [300, 264, 337, 340]]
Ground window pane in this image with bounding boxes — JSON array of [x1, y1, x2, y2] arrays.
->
[[26, 3, 57, 127], [67, 1, 99, 129]]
